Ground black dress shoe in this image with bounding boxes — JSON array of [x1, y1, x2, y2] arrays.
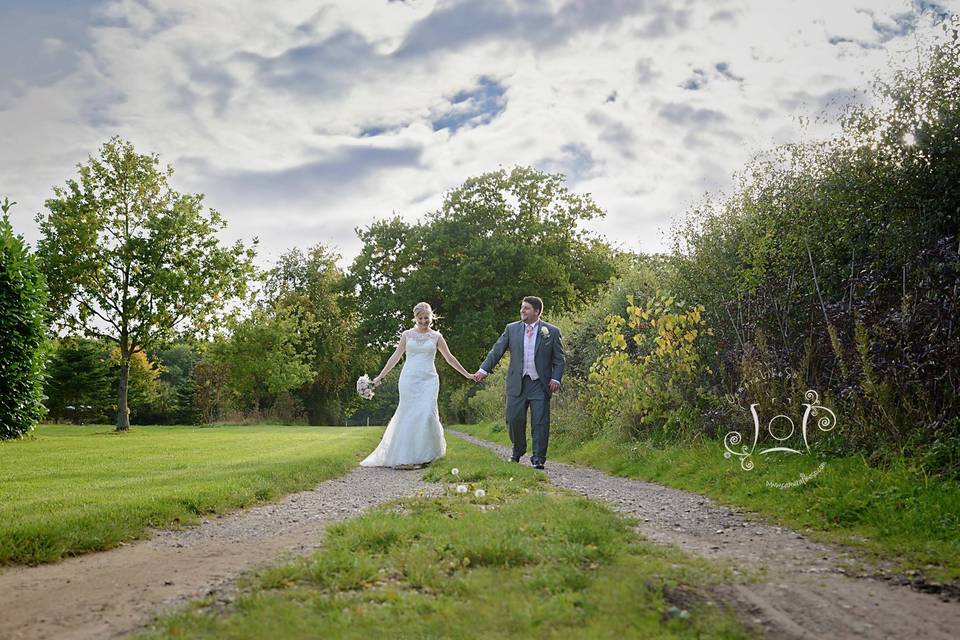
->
[[508, 456, 520, 463], [533, 463, 545, 470]]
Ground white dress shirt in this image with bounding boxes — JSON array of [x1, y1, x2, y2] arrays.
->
[[522, 321, 539, 379]]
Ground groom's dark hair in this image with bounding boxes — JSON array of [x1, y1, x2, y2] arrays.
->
[[523, 296, 543, 313]]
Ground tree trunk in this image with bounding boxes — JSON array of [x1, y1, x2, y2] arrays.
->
[[116, 358, 131, 431]]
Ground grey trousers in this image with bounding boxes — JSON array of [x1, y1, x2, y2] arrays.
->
[[505, 375, 550, 464]]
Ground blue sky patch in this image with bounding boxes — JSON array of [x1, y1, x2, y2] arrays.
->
[[431, 77, 507, 133]]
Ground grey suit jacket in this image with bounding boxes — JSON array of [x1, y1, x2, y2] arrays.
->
[[480, 320, 566, 397]]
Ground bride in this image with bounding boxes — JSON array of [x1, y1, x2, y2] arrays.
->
[[360, 302, 473, 469]]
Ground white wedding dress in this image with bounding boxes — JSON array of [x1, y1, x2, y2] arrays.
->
[[360, 329, 447, 467]]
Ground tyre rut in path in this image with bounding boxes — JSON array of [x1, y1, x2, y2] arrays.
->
[[0, 466, 441, 640], [450, 430, 960, 639]]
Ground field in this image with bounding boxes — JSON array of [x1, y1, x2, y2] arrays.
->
[[0, 424, 383, 565]]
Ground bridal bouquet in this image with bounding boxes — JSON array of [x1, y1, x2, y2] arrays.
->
[[356, 374, 375, 400]]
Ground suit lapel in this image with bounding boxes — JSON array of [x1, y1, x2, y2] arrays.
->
[[513, 322, 523, 360], [534, 321, 543, 354]]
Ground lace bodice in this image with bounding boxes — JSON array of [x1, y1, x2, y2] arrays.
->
[[404, 328, 440, 344], [403, 329, 440, 349]]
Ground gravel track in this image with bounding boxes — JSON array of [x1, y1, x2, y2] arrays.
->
[[450, 430, 960, 640]]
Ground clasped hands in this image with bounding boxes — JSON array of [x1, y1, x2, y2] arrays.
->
[[465, 371, 559, 393]]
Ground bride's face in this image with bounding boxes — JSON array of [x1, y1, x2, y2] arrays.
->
[[415, 311, 431, 330]]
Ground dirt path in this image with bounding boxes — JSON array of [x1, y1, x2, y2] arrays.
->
[[0, 466, 441, 640], [450, 430, 960, 640]]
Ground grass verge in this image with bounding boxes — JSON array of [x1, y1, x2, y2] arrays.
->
[[135, 437, 756, 639], [0, 424, 384, 565], [454, 423, 960, 582]]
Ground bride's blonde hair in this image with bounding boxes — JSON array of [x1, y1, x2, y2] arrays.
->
[[412, 301, 440, 325]]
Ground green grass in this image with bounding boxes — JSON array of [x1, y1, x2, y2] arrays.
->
[[455, 423, 960, 582], [136, 437, 756, 639], [0, 424, 384, 566]]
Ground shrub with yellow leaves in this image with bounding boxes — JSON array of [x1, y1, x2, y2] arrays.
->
[[587, 290, 716, 441]]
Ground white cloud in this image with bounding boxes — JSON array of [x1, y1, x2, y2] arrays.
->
[[0, 0, 956, 267]]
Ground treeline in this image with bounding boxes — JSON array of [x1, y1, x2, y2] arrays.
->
[[3, 146, 622, 430], [42, 243, 357, 427]]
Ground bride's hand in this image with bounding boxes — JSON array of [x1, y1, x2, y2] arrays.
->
[[372, 375, 383, 386]]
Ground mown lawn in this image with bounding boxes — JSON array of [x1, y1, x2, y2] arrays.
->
[[0, 424, 384, 565], [454, 423, 960, 582], [136, 436, 756, 640]]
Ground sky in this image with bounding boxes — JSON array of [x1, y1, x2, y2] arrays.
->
[[1, 0, 956, 268]]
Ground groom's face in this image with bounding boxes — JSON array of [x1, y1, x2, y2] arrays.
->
[[520, 301, 540, 324]]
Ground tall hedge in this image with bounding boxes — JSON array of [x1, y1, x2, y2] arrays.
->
[[668, 26, 960, 472], [0, 198, 48, 438]]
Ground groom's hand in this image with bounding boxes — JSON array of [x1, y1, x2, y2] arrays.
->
[[548, 380, 560, 393], [474, 370, 488, 381]]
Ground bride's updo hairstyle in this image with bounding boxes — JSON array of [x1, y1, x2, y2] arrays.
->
[[412, 302, 441, 325]]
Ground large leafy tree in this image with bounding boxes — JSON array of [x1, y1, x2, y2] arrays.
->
[[264, 244, 359, 424], [348, 166, 621, 375], [36, 137, 257, 431]]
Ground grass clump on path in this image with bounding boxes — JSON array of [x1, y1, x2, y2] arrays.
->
[[137, 437, 754, 639], [455, 423, 960, 582], [0, 424, 384, 565]]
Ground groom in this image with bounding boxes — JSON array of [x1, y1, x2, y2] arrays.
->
[[474, 296, 565, 469]]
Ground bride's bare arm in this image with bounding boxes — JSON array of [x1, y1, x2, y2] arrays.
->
[[373, 333, 407, 384], [437, 334, 473, 379]]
